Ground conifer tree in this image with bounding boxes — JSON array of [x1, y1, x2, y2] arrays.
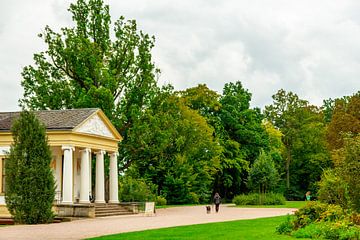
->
[[5, 111, 55, 224]]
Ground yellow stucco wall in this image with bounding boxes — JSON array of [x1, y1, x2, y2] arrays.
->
[[0, 205, 10, 217]]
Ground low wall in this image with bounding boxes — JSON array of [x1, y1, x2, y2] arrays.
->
[[54, 204, 95, 218], [0, 204, 10, 217]]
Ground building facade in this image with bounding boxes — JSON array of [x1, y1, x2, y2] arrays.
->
[[0, 109, 122, 216]]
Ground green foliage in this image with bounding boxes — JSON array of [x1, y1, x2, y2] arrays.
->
[[276, 215, 294, 234], [5, 111, 55, 224], [122, 89, 221, 204], [216, 81, 269, 199], [317, 169, 351, 209], [155, 196, 167, 206], [248, 150, 279, 194], [265, 89, 331, 198], [118, 175, 155, 202], [233, 193, 285, 206], [337, 136, 360, 212], [292, 221, 360, 240], [278, 201, 360, 239], [19, 0, 159, 170]]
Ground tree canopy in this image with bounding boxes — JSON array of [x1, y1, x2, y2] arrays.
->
[[20, 0, 159, 135]]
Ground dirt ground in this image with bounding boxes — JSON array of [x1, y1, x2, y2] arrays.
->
[[0, 204, 296, 240]]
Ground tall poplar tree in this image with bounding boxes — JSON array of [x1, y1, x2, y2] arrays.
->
[[5, 112, 55, 224]]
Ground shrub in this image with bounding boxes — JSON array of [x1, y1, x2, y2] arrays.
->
[[119, 176, 155, 202], [294, 221, 360, 240], [233, 193, 285, 206], [293, 201, 328, 229], [156, 196, 167, 206], [318, 169, 350, 209], [276, 215, 294, 234], [5, 111, 55, 224], [278, 201, 360, 239]]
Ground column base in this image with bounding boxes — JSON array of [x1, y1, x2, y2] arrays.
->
[[61, 201, 74, 205], [108, 200, 119, 204], [79, 200, 90, 204], [95, 200, 105, 204]]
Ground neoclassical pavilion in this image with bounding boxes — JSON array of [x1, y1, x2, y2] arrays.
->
[[0, 109, 122, 216]]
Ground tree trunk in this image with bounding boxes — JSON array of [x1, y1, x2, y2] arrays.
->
[[286, 148, 291, 189]]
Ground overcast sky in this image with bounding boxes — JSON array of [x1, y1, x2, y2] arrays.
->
[[1, 0, 360, 111]]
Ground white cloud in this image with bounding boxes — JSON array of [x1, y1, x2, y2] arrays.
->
[[0, 0, 359, 111]]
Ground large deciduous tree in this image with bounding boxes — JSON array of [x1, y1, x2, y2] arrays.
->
[[5, 112, 55, 224], [265, 89, 331, 199], [122, 87, 221, 204], [20, 0, 159, 137], [326, 92, 360, 151]]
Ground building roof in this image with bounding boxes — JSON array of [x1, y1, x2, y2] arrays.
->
[[0, 108, 99, 131]]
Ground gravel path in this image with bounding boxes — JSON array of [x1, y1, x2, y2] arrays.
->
[[0, 204, 296, 240]]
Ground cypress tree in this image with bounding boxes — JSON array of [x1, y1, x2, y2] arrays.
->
[[5, 111, 55, 224]]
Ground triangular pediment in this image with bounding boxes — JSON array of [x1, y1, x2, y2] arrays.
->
[[75, 113, 116, 139]]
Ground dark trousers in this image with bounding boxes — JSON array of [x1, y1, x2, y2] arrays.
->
[[215, 204, 220, 212]]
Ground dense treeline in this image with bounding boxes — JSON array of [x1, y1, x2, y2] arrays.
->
[[20, 0, 359, 204]]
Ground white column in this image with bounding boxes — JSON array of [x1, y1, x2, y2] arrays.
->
[[95, 150, 106, 203], [55, 149, 62, 193], [89, 151, 92, 200], [79, 148, 91, 203], [62, 145, 74, 204], [109, 152, 119, 203]]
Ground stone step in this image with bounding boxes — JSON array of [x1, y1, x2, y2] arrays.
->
[[96, 211, 133, 217], [95, 208, 130, 214], [94, 204, 134, 217]]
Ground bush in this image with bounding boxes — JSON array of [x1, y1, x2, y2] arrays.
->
[[293, 201, 328, 229], [5, 111, 55, 224], [318, 169, 350, 209], [119, 176, 155, 202], [233, 193, 285, 205], [277, 201, 360, 240], [293, 221, 360, 240], [276, 215, 294, 234], [156, 196, 167, 206]]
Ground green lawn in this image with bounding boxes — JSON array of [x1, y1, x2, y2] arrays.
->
[[234, 201, 306, 209], [87, 215, 308, 240]]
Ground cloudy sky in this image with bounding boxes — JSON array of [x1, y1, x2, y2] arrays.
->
[[1, 0, 360, 111]]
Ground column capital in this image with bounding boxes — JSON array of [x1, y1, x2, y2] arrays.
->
[[95, 150, 106, 155], [110, 152, 118, 158], [62, 145, 74, 151], [79, 148, 91, 154]]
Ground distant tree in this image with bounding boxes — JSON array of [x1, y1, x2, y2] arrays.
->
[[216, 81, 269, 198], [5, 111, 55, 224], [265, 90, 331, 199], [264, 89, 308, 189], [326, 93, 360, 151], [247, 150, 279, 195], [262, 120, 285, 175]]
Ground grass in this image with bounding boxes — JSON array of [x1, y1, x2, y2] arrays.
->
[[87, 215, 309, 240], [234, 201, 306, 209]]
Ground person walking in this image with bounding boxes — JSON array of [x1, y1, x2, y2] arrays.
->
[[213, 192, 221, 213]]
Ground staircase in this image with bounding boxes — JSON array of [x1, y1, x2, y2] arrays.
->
[[95, 203, 136, 217]]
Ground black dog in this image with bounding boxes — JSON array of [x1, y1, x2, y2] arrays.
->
[[206, 205, 211, 214]]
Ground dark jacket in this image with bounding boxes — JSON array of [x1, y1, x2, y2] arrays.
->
[[213, 194, 221, 204]]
